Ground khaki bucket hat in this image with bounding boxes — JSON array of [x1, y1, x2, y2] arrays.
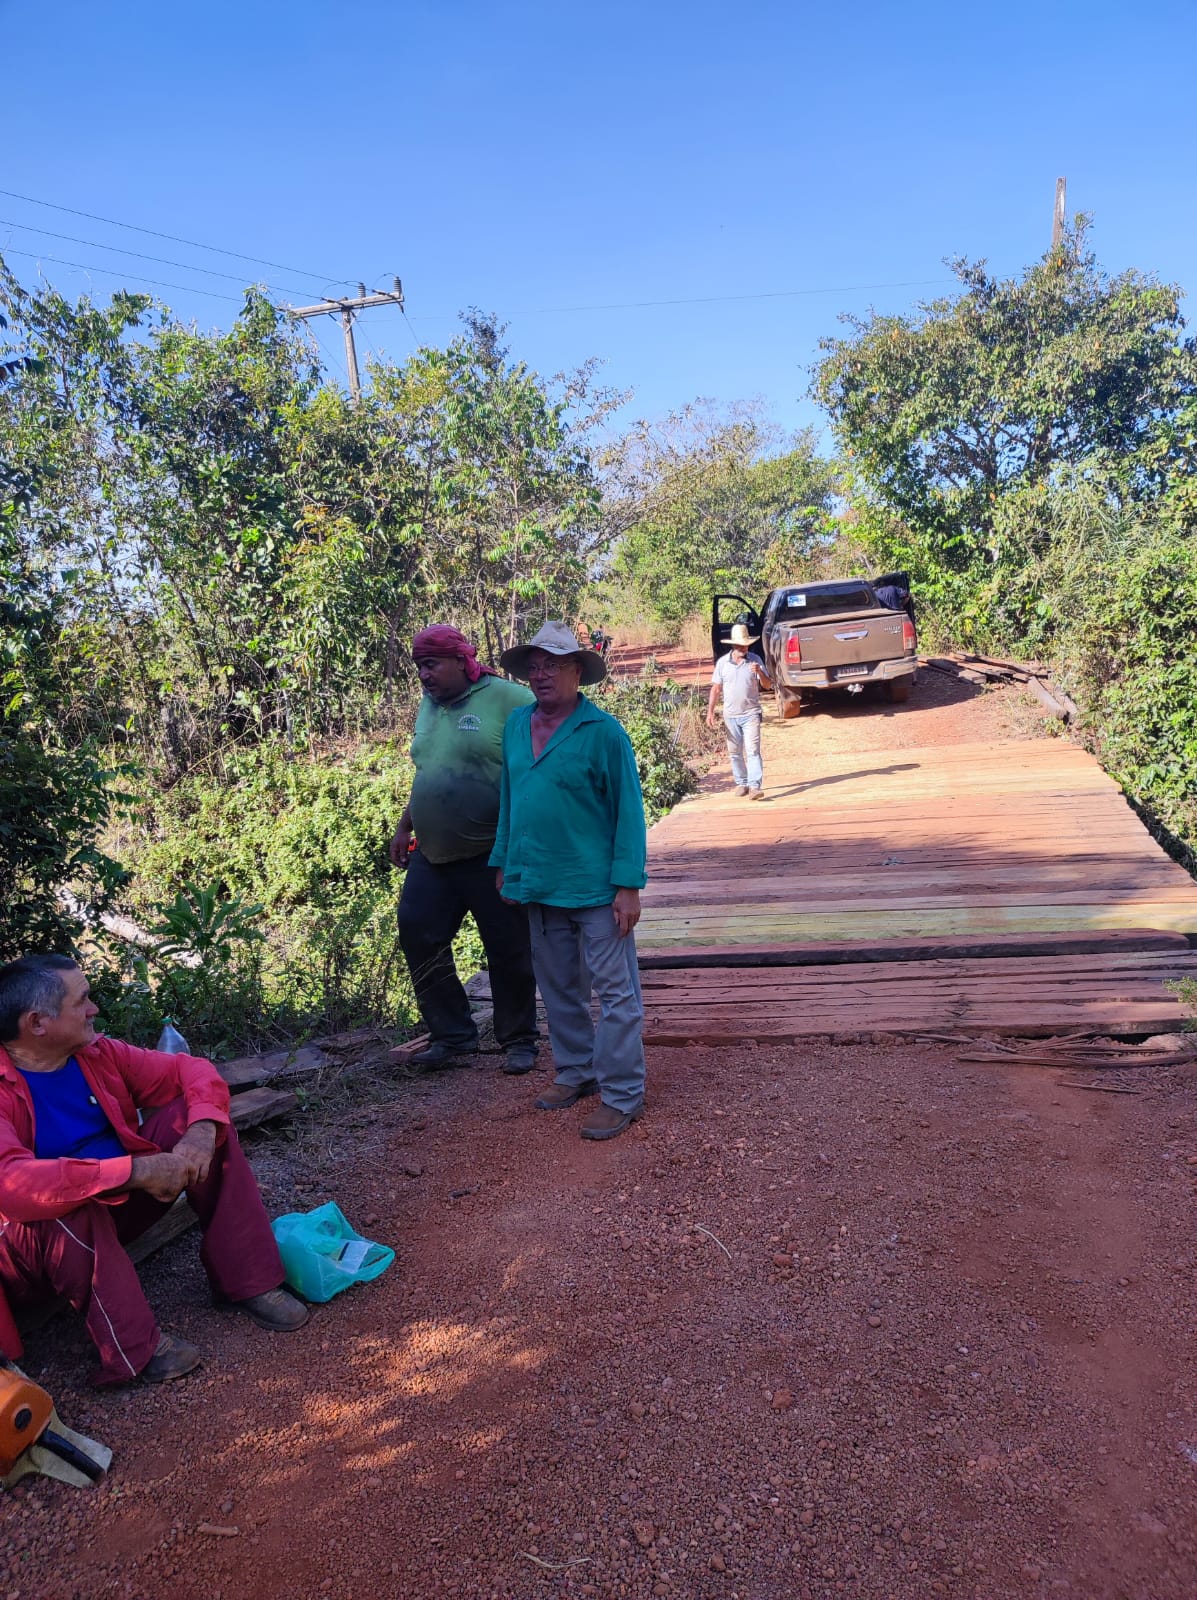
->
[[500, 621, 608, 686]]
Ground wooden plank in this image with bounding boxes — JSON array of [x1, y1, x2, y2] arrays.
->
[[638, 930, 1193, 969], [218, 1045, 326, 1089], [390, 1034, 432, 1062], [640, 952, 1197, 990], [229, 1086, 299, 1130], [637, 905, 1197, 950], [644, 864, 1196, 903], [644, 1007, 1191, 1042], [640, 890, 1197, 922]]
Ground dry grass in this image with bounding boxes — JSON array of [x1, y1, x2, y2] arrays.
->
[[678, 613, 713, 655], [593, 615, 663, 649]]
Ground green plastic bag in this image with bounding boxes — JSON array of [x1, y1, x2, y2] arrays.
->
[[271, 1202, 394, 1303]]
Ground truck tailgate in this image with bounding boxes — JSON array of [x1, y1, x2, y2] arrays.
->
[[787, 610, 908, 669]]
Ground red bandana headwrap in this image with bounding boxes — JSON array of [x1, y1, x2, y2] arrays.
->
[[411, 624, 497, 683]]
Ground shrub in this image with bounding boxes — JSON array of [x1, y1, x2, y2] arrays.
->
[[595, 674, 703, 820], [110, 739, 417, 1045]]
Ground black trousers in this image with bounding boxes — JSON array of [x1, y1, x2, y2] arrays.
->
[[397, 849, 538, 1051]]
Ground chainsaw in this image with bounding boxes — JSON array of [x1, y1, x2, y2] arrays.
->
[[0, 1357, 110, 1489]]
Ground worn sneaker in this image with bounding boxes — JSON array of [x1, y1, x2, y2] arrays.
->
[[734, 785, 749, 797], [229, 1288, 310, 1331], [534, 1080, 598, 1110], [141, 1332, 202, 1383], [749, 789, 765, 801], [580, 1103, 644, 1141]]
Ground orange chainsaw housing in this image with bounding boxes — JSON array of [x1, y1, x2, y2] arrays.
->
[[0, 1364, 54, 1477]]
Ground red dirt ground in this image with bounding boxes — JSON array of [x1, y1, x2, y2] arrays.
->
[[5, 672, 1197, 1600]]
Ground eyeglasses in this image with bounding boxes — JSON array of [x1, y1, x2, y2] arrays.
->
[[526, 657, 572, 677]]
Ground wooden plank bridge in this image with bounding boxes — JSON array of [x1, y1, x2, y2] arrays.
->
[[637, 729, 1197, 1041]]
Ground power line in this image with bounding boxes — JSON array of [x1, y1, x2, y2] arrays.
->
[[400, 276, 963, 327], [0, 186, 346, 285], [0, 218, 323, 298], [1, 246, 246, 303], [515, 277, 960, 315]]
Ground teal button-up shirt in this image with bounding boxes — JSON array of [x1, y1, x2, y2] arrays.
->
[[490, 694, 648, 908]]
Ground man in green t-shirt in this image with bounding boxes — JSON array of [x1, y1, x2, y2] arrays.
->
[[389, 625, 539, 1073]]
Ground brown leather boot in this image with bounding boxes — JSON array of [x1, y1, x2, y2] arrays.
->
[[230, 1288, 310, 1331], [534, 1080, 598, 1110], [580, 1103, 643, 1141], [141, 1332, 202, 1382]]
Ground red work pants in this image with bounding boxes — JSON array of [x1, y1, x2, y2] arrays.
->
[[0, 1098, 284, 1384]]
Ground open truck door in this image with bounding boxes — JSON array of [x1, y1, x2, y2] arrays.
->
[[711, 594, 762, 662]]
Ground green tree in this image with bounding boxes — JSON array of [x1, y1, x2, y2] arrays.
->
[[0, 310, 129, 960], [606, 403, 838, 624], [813, 221, 1197, 593]]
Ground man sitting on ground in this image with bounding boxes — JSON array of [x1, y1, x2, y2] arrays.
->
[[0, 954, 308, 1387]]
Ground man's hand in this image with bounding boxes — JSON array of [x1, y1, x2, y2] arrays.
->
[[389, 822, 414, 869], [173, 1120, 218, 1185], [496, 867, 516, 906], [128, 1151, 193, 1204], [612, 887, 641, 937]]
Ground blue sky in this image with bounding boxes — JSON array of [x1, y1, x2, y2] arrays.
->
[[4, 0, 1194, 441]]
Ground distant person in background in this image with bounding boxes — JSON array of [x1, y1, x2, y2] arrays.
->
[[491, 622, 648, 1141], [590, 626, 611, 658], [707, 622, 772, 800], [390, 624, 540, 1075], [0, 954, 307, 1388]]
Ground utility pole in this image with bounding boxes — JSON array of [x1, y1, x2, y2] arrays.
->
[[287, 278, 405, 401], [1052, 177, 1067, 252]]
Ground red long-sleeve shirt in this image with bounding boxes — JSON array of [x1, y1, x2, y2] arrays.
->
[[0, 1035, 231, 1358]]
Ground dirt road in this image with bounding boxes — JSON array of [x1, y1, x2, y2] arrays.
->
[[6, 673, 1197, 1600]]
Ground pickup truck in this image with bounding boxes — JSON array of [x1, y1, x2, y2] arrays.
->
[[712, 573, 918, 720]]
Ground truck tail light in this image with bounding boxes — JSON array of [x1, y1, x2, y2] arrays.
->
[[902, 619, 917, 653], [785, 634, 802, 665]]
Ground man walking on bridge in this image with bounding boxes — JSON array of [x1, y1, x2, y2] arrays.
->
[[707, 622, 772, 799]]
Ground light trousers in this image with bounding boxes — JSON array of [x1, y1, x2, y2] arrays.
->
[[723, 710, 763, 789], [527, 902, 646, 1114]]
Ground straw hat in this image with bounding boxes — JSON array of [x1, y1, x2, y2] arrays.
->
[[500, 621, 608, 687], [729, 623, 759, 648]]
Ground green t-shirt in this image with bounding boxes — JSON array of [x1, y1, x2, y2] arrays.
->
[[408, 675, 535, 864]]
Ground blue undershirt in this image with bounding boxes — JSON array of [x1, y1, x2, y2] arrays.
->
[[18, 1056, 127, 1160]]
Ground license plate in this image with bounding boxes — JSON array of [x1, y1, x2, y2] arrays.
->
[[834, 663, 869, 679]]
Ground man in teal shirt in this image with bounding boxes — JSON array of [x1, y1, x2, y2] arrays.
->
[[390, 625, 538, 1073], [492, 622, 648, 1140]]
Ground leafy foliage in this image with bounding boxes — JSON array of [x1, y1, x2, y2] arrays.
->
[[814, 222, 1195, 583], [0, 736, 130, 964], [0, 266, 609, 771], [593, 675, 703, 821], [605, 403, 839, 626]]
